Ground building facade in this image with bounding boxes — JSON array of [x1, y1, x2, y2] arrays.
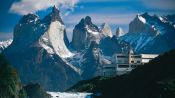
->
[[100, 53, 158, 77]]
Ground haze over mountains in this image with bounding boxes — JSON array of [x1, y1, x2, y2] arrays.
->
[[0, 6, 175, 91]]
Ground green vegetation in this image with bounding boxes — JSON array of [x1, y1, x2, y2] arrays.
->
[[0, 54, 51, 98], [0, 54, 27, 98], [68, 49, 175, 98], [68, 76, 112, 92], [24, 83, 51, 98]]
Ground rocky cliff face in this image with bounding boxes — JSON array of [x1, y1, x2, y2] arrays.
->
[[69, 17, 129, 79], [71, 16, 101, 51], [67, 41, 103, 80], [39, 17, 73, 58], [3, 6, 81, 91], [12, 6, 72, 58], [42, 6, 70, 47], [129, 14, 159, 36], [99, 36, 129, 56], [80, 41, 102, 79]]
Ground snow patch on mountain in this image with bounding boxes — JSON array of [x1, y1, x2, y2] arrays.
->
[[122, 32, 157, 52], [0, 39, 12, 53], [137, 14, 146, 23], [86, 25, 99, 35], [67, 51, 86, 68], [40, 21, 73, 58], [159, 16, 167, 23], [40, 43, 54, 54]]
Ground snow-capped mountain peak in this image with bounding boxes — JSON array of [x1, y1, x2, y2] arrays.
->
[[9, 6, 73, 58], [38, 6, 73, 58], [71, 16, 100, 51], [3, 6, 81, 91], [100, 23, 113, 37], [19, 14, 40, 25], [121, 13, 175, 54], [129, 13, 159, 36]]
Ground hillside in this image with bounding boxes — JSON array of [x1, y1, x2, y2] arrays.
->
[[68, 49, 175, 98], [0, 54, 27, 98], [0, 54, 51, 98]]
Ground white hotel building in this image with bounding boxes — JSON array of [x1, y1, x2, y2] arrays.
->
[[100, 50, 158, 77]]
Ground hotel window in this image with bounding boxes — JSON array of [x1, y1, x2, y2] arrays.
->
[[131, 56, 141, 58], [131, 61, 134, 63], [117, 56, 128, 58], [118, 64, 129, 68], [118, 60, 122, 63], [137, 61, 141, 63]]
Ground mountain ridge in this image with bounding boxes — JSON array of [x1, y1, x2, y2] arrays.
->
[[1, 11, 175, 91], [2, 6, 81, 91]]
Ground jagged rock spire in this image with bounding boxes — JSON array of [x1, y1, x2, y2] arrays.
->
[[100, 23, 113, 37], [84, 16, 92, 25], [78, 16, 93, 27], [42, 5, 64, 24], [116, 27, 125, 37], [52, 5, 59, 14], [51, 5, 63, 24], [72, 16, 100, 51]]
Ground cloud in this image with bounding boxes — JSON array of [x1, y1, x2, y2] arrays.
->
[[0, 32, 13, 41], [65, 26, 74, 41], [9, 0, 79, 15], [143, 0, 175, 11], [64, 13, 136, 25], [80, 0, 137, 3]]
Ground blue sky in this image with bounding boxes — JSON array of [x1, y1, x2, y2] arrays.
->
[[0, 0, 175, 41]]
